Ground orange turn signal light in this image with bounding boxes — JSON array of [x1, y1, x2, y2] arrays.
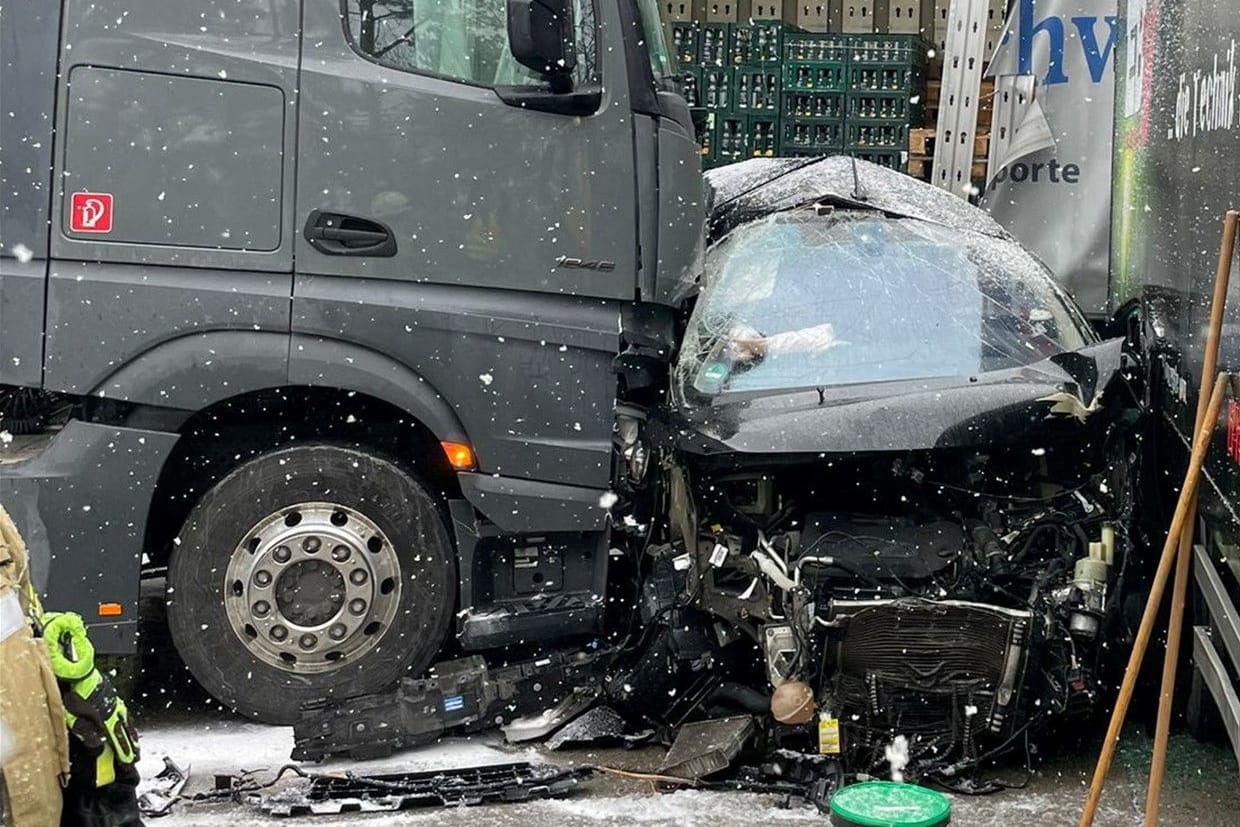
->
[[441, 441, 476, 471], [97, 602, 123, 618]]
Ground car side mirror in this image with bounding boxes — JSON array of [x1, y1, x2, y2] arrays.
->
[[507, 0, 576, 84]]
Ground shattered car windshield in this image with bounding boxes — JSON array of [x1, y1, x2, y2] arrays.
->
[[678, 209, 1094, 397]]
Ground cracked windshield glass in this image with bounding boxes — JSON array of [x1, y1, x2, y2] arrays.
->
[[680, 210, 1092, 397]]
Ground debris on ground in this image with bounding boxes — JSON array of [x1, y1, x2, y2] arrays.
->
[[253, 762, 591, 818], [136, 756, 190, 818]]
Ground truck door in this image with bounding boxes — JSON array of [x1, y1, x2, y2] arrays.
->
[[295, 0, 639, 299], [293, 0, 643, 491], [0, 3, 60, 389]]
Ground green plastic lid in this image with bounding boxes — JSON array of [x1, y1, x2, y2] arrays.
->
[[829, 781, 951, 827]]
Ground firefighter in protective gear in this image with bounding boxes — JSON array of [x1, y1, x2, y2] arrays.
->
[[1, 504, 143, 826], [1, 503, 71, 827], [44, 608, 143, 826]]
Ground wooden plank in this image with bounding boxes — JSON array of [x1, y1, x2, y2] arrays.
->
[[906, 129, 988, 161], [908, 127, 936, 156], [924, 77, 993, 106], [908, 155, 986, 182]]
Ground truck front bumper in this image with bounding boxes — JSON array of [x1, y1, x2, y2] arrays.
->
[[0, 419, 178, 653]]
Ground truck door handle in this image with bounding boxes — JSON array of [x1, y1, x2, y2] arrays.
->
[[303, 210, 397, 257]]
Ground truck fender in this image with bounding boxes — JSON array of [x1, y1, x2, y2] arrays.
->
[[91, 330, 290, 412], [93, 330, 470, 446], [287, 333, 469, 445]]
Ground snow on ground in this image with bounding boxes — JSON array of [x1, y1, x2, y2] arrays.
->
[[132, 709, 1240, 827], [136, 718, 534, 783]]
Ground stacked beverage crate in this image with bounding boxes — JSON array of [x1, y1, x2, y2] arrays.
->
[[780, 32, 850, 157], [782, 32, 929, 170], [673, 17, 929, 169], [842, 32, 928, 171], [676, 17, 791, 168]]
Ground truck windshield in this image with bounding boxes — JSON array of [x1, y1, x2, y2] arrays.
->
[[678, 210, 1095, 397], [633, 0, 676, 84]]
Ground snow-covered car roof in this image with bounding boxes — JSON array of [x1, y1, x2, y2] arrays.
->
[[704, 156, 1011, 246]]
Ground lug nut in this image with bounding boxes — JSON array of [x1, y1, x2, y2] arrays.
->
[[299, 633, 317, 650], [270, 625, 288, 641], [302, 536, 321, 553], [272, 545, 291, 563], [254, 570, 272, 587], [253, 600, 270, 617], [348, 598, 367, 616], [331, 545, 351, 562], [329, 623, 348, 641], [349, 569, 368, 586]]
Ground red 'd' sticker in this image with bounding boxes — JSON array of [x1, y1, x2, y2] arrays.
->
[[69, 192, 114, 233]]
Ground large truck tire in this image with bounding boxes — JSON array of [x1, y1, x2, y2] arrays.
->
[[166, 444, 456, 724]]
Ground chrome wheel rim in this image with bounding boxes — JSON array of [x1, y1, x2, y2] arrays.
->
[[224, 502, 401, 673]]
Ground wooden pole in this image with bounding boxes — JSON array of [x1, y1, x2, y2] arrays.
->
[[1144, 210, 1238, 825], [1078, 372, 1230, 827]]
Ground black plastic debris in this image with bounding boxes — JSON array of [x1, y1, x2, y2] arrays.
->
[[294, 649, 610, 761], [254, 762, 591, 817], [546, 706, 651, 751], [658, 716, 755, 780]]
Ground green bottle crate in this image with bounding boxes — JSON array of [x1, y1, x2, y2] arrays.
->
[[846, 120, 909, 149], [783, 61, 848, 92], [679, 67, 703, 109], [699, 22, 730, 68], [669, 22, 700, 68], [782, 119, 844, 153], [782, 90, 846, 120], [847, 34, 933, 64], [847, 62, 925, 93], [732, 67, 781, 113], [699, 111, 718, 166], [713, 113, 749, 166], [784, 33, 853, 62], [701, 66, 734, 111], [847, 90, 925, 124], [749, 113, 780, 158], [750, 21, 784, 65], [729, 20, 785, 67], [848, 148, 907, 172]]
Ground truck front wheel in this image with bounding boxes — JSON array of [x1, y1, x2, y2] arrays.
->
[[166, 444, 456, 724]]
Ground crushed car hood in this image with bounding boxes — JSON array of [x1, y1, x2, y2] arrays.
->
[[704, 156, 1012, 244], [673, 337, 1126, 455]]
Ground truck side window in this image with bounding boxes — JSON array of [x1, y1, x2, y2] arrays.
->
[[343, 0, 598, 89]]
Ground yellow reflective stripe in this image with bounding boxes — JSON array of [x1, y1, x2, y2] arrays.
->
[[72, 668, 102, 700], [23, 579, 44, 619], [95, 744, 116, 787], [104, 698, 136, 764]]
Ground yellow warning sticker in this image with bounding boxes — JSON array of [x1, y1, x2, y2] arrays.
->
[[818, 716, 841, 755]]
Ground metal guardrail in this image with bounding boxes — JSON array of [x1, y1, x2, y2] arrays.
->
[[1192, 543, 1240, 767]]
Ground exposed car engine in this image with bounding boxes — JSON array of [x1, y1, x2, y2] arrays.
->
[[612, 407, 1141, 784]]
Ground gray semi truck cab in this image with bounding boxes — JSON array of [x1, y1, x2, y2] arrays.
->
[[0, 0, 703, 723]]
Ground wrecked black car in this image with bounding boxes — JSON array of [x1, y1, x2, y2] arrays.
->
[[622, 157, 1143, 774], [297, 158, 1145, 791]]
